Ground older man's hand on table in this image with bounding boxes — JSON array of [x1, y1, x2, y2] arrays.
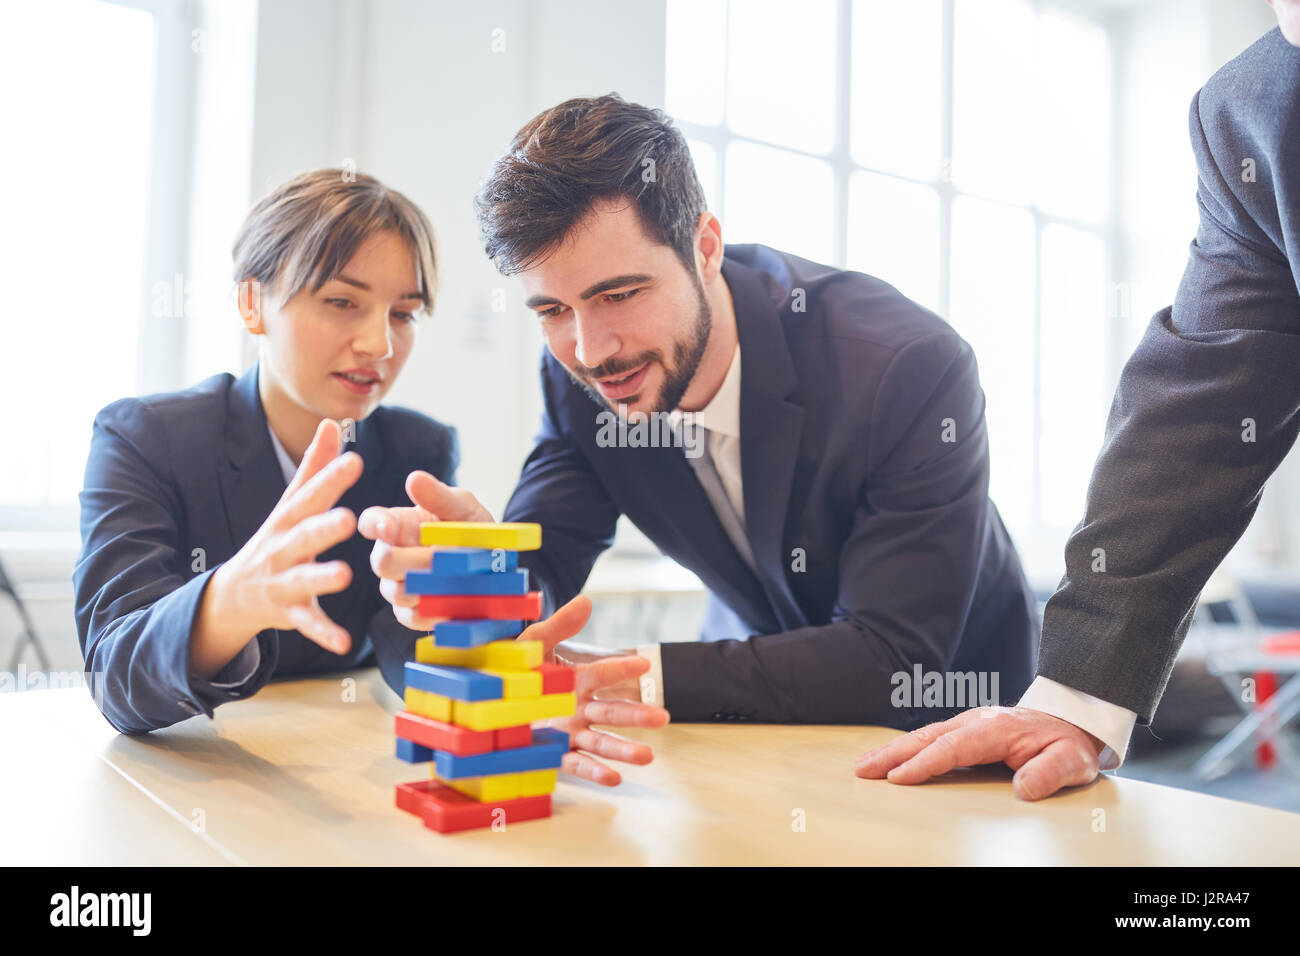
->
[[854, 707, 1106, 801]]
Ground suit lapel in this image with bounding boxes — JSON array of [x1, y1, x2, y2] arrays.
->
[[219, 363, 391, 532], [629, 435, 773, 622], [217, 363, 287, 550], [727, 258, 809, 631], [336, 407, 387, 522], [215, 365, 387, 667]]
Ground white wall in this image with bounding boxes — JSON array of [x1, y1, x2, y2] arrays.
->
[[243, 0, 665, 517], [3, 0, 676, 671]]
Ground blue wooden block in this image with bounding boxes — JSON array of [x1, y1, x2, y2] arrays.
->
[[405, 568, 530, 596], [430, 547, 519, 575], [531, 727, 569, 751], [431, 619, 525, 648], [395, 737, 434, 763], [404, 662, 503, 701], [433, 728, 570, 779]]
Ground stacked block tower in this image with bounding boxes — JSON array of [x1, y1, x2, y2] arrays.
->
[[392, 521, 577, 833]]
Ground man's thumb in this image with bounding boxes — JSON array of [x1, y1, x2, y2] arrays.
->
[[405, 470, 492, 523], [519, 595, 592, 656], [406, 470, 458, 515]]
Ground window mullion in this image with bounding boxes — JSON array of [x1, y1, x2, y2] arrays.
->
[[831, 0, 853, 268], [939, 0, 956, 320]]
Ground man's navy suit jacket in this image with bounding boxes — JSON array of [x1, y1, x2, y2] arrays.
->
[[73, 364, 457, 733], [505, 243, 1039, 725]]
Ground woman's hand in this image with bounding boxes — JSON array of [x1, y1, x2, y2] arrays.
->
[[191, 419, 363, 678]]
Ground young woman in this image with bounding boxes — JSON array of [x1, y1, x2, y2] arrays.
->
[[74, 169, 457, 733]]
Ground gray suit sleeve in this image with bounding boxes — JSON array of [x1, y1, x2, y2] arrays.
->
[[1038, 89, 1300, 723]]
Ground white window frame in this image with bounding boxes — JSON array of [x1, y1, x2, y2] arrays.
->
[[669, 0, 1123, 572], [0, 0, 199, 532]]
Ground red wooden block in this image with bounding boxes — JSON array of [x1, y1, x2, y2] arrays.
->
[[395, 779, 441, 819], [494, 724, 533, 750], [537, 662, 575, 694], [395, 710, 495, 757], [417, 592, 542, 620], [396, 780, 552, 833]]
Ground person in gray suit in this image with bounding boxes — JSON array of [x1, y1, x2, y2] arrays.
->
[[858, 9, 1300, 800]]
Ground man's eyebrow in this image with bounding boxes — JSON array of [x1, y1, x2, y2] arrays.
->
[[332, 274, 424, 301], [525, 274, 653, 310], [579, 273, 652, 300]]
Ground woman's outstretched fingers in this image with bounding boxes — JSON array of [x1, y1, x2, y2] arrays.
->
[[279, 419, 340, 502]]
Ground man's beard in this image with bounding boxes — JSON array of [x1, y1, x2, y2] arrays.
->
[[570, 276, 712, 415]]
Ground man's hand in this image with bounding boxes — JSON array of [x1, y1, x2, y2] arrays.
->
[[854, 707, 1106, 801], [540, 639, 644, 703], [359, 479, 670, 786], [517, 596, 670, 786], [357, 470, 494, 630]]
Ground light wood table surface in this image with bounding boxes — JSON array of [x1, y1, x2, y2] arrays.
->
[[4, 668, 1299, 865]]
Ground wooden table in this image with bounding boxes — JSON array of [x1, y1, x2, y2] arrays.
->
[[4, 668, 1299, 865]]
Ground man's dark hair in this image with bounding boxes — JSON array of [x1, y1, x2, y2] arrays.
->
[[474, 93, 707, 276]]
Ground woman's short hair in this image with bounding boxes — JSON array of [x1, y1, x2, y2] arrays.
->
[[232, 169, 437, 315]]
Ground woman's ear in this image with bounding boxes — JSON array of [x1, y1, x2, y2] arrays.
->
[[237, 278, 265, 334]]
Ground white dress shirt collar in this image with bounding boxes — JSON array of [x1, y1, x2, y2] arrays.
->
[[671, 342, 741, 438], [266, 422, 297, 486]]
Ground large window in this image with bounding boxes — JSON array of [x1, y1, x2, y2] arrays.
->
[[0, 0, 250, 527], [666, 0, 1115, 571], [0, 0, 157, 513]]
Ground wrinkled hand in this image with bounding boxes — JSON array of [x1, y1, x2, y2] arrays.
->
[[357, 470, 493, 631], [854, 707, 1105, 801], [517, 596, 670, 786]]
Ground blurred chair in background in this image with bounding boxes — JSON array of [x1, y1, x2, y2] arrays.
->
[[1192, 569, 1300, 782], [0, 554, 50, 670]]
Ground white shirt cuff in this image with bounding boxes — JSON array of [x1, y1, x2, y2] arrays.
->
[[635, 643, 664, 706], [1017, 675, 1136, 771], [207, 638, 262, 689]]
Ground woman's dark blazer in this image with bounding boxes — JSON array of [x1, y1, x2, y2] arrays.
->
[[73, 363, 457, 733]]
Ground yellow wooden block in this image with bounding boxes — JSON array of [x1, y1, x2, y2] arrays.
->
[[438, 769, 558, 802], [451, 692, 577, 732], [403, 686, 452, 722], [419, 522, 541, 550], [415, 637, 543, 670], [480, 668, 543, 699]]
